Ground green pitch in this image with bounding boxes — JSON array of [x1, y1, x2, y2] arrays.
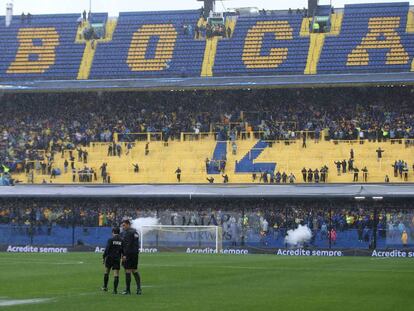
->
[[0, 252, 413, 311]]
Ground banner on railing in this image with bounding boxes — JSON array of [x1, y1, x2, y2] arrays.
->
[[2, 244, 414, 257]]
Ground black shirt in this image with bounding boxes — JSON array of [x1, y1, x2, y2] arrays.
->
[[122, 228, 140, 255], [103, 235, 123, 260]]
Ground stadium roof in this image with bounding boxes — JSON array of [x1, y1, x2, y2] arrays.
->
[[1, 184, 414, 199], [1, 72, 414, 93]]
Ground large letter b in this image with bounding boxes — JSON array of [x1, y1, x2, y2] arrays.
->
[[7, 28, 59, 74]]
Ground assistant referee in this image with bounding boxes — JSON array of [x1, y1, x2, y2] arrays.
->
[[121, 219, 142, 295]]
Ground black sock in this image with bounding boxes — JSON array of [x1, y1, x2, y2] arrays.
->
[[133, 272, 141, 290], [114, 276, 119, 291], [126, 273, 131, 292], [103, 273, 109, 288]]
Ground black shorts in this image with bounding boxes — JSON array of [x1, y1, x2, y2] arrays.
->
[[123, 253, 139, 270], [105, 257, 121, 270]]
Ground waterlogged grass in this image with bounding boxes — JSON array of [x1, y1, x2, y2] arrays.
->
[[0, 252, 413, 311]]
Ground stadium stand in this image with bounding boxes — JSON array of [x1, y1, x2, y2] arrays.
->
[[0, 14, 85, 80], [0, 4, 413, 262], [213, 14, 310, 76], [89, 12, 108, 25], [0, 198, 413, 249], [9, 138, 407, 184], [89, 10, 206, 79], [207, 142, 227, 174], [0, 2, 413, 80], [75, 13, 115, 80], [0, 87, 412, 185], [234, 140, 276, 174], [318, 2, 414, 73]]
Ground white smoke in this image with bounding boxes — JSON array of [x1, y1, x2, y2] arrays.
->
[[285, 225, 312, 246], [131, 217, 160, 235]]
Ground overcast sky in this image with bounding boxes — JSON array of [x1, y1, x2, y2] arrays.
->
[[0, 0, 411, 17]]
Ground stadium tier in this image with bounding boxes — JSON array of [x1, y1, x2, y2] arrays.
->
[[318, 2, 414, 73], [0, 2, 414, 80], [89, 10, 206, 79], [0, 86, 412, 185], [0, 197, 413, 250], [213, 14, 310, 75], [7, 138, 412, 184], [0, 14, 85, 80]]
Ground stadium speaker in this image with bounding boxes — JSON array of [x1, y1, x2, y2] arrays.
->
[[308, 0, 318, 16]]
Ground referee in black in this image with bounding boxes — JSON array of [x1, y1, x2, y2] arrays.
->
[[121, 219, 142, 295], [102, 227, 123, 294]]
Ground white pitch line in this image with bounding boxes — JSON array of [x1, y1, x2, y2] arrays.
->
[[0, 261, 85, 265], [0, 258, 86, 265], [0, 298, 52, 307]]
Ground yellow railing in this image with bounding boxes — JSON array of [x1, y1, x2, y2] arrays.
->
[[66, 130, 414, 145], [181, 132, 216, 141], [8, 133, 414, 159], [116, 132, 163, 142]]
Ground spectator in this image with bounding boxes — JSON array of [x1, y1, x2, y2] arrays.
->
[[328, 228, 337, 245], [175, 167, 181, 182], [362, 167, 368, 182], [376, 147, 384, 161], [402, 230, 408, 247], [301, 168, 307, 182], [145, 143, 149, 156], [353, 168, 359, 182]]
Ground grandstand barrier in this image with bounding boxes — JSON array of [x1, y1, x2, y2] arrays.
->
[[331, 138, 414, 145], [110, 131, 323, 143], [181, 132, 216, 142], [117, 132, 163, 142]]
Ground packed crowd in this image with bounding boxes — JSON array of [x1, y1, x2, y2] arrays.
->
[[0, 87, 413, 172], [0, 198, 412, 247]]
